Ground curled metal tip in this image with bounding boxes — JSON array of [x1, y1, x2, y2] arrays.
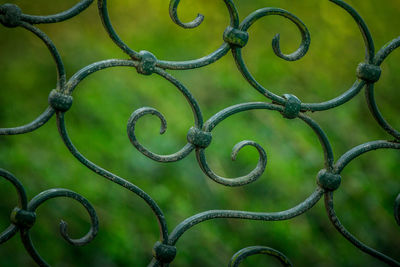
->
[[240, 8, 311, 62], [231, 140, 257, 161], [169, 0, 204, 29], [60, 219, 98, 246], [197, 140, 267, 187], [395, 194, 400, 227], [127, 107, 194, 162], [272, 30, 309, 61], [24, 187, 99, 265], [128, 107, 168, 136]]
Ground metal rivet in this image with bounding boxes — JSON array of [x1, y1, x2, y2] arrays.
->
[[10, 207, 36, 228], [0, 4, 22, 28], [356, 63, 381, 83], [282, 94, 301, 119], [48, 89, 73, 112], [187, 127, 212, 148], [317, 169, 341, 191], [223, 26, 249, 48], [152, 241, 177, 263], [137, 50, 157, 75]]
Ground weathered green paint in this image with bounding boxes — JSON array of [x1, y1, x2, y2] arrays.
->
[[0, 0, 399, 266], [316, 169, 341, 191], [10, 208, 36, 229], [223, 26, 249, 48], [356, 62, 382, 83]]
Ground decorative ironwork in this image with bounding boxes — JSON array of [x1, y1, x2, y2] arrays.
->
[[0, 0, 399, 266]]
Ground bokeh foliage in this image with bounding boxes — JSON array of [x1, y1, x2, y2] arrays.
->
[[0, 0, 399, 266]]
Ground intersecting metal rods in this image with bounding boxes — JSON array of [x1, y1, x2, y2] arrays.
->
[[0, 0, 399, 266]]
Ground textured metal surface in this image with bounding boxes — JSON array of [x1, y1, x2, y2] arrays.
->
[[0, 0, 399, 266]]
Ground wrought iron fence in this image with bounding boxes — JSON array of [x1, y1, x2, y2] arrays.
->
[[0, 0, 399, 266]]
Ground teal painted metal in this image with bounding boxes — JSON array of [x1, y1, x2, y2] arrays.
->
[[0, 0, 399, 266]]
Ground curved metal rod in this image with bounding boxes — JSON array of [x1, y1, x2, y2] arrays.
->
[[229, 246, 292, 267], [196, 140, 267, 187], [232, 7, 310, 103], [127, 107, 195, 162], [199, 102, 281, 186], [374, 36, 400, 66], [97, 0, 233, 69], [168, 187, 324, 245], [18, 24, 64, 88], [302, 0, 375, 111], [199, 102, 333, 186], [0, 107, 55, 136], [365, 37, 400, 140], [297, 114, 334, 170], [299, 0, 376, 111], [20, 0, 93, 24], [0, 22, 65, 135], [18, 22, 66, 87], [126, 67, 204, 162], [329, 0, 375, 62], [240, 8, 310, 62], [365, 84, 400, 140], [0, 168, 28, 209], [97, 0, 140, 60], [0, 168, 28, 243], [156, 44, 231, 70], [395, 193, 400, 227], [169, 0, 204, 29], [154, 68, 204, 128], [19, 188, 98, 266], [234, 0, 374, 110], [0, 225, 18, 244], [20, 229, 50, 267], [66, 59, 203, 136], [203, 102, 283, 131], [65, 59, 138, 94], [324, 191, 400, 266], [65, 59, 203, 163], [334, 140, 400, 174], [28, 188, 98, 246], [56, 113, 169, 242], [169, 0, 239, 29]]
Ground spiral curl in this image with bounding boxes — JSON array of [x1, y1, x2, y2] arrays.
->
[[230, 8, 310, 103], [27, 188, 98, 247], [169, 0, 204, 29], [127, 107, 194, 162], [240, 8, 310, 62], [169, 0, 239, 29], [0, 21, 65, 135], [197, 140, 267, 187]]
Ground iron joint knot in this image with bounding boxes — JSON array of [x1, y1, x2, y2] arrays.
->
[[223, 26, 249, 48], [317, 169, 341, 191], [137, 50, 157, 75], [10, 207, 36, 228], [356, 62, 381, 83], [0, 4, 22, 28], [187, 127, 212, 148], [282, 94, 301, 119], [152, 241, 177, 264], [48, 89, 73, 112]]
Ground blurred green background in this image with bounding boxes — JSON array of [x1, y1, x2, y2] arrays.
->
[[0, 0, 399, 266]]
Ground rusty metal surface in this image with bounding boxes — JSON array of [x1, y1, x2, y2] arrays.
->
[[0, 0, 399, 266]]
